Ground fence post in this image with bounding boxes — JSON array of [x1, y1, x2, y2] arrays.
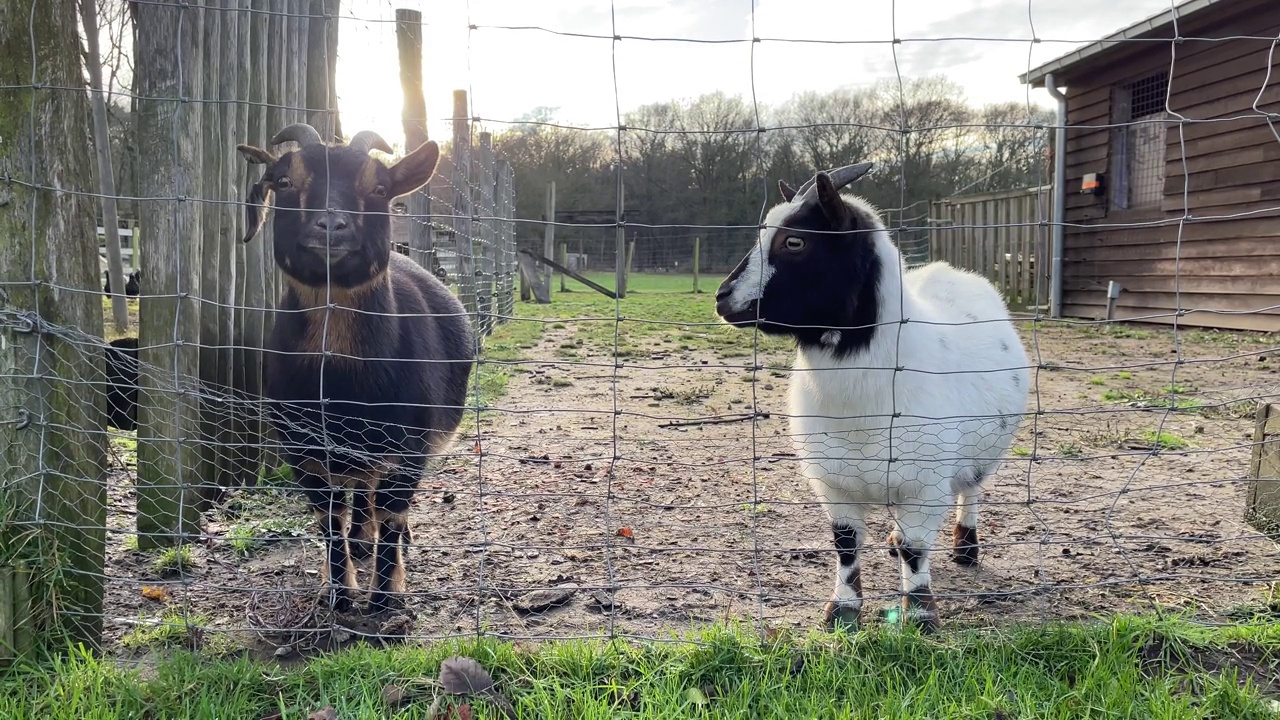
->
[[134, 0, 206, 548], [559, 242, 568, 292], [477, 132, 497, 337], [451, 89, 477, 322], [615, 165, 627, 298], [693, 236, 700, 293], [543, 181, 556, 298], [0, 0, 108, 650], [395, 7, 434, 273], [496, 160, 515, 320]]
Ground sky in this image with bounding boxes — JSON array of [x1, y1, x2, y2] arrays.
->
[[332, 0, 1179, 147]]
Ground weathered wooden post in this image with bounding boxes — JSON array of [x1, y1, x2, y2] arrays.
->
[[451, 90, 477, 320], [542, 181, 555, 300], [615, 165, 626, 298], [692, 236, 701, 293], [134, 0, 206, 547], [1, 0, 110, 650], [496, 160, 515, 320], [1247, 402, 1280, 536], [395, 8, 434, 273], [476, 132, 496, 337]]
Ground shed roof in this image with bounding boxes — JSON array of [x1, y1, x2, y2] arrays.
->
[[1019, 0, 1235, 88]]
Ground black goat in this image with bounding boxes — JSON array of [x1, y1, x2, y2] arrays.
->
[[237, 123, 475, 614], [104, 337, 139, 431], [104, 269, 141, 296]]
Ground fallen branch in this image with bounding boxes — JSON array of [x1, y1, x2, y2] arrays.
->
[[658, 412, 770, 429]]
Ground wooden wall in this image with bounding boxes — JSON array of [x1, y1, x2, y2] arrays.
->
[[1058, 0, 1280, 332]]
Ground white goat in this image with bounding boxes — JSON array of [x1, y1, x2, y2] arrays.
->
[[714, 163, 1031, 632]]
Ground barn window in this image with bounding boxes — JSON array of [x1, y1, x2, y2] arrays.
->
[[1109, 71, 1169, 210]]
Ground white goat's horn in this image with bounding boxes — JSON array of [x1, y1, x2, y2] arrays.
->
[[271, 123, 325, 148], [794, 162, 875, 203]]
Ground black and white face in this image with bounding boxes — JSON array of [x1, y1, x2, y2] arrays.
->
[[714, 168, 886, 353]]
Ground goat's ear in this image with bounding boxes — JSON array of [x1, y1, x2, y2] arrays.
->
[[814, 172, 848, 225], [386, 140, 441, 198], [236, 143, 277, 166], [777, 179, 797, 202]]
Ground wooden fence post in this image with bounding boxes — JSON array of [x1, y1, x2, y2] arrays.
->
[[496, 160, 515, 320], [1247, 402, 1280, 535], [451, 90, 477, 321], [692, 236, 700, 293], [395, 8, 434, 273], [476, 131, 495, 337], [0, 0, 109, 650], [543, 181, 555, 299], [134, 0, 205, 548]]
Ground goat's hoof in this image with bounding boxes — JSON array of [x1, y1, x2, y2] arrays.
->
[[328, 587, 356, 614], [821, 602, 861, 632], [951, 524, 980, 566], [886, 530, 903, 558], [901, 590, 940, 634], [368, 591, 406, 615]]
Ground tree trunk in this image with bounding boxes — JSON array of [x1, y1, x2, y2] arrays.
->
[[133, 0, 205, 547], [80, 0, 130, 334], [0, 0, 108, 650]]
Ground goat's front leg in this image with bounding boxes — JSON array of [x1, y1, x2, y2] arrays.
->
[[815, 490, 870, 632], [889, 494, 948, 633], [368, 477, 416, 613], [298, 469, 357, 613]]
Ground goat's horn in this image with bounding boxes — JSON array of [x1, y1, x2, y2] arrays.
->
[[794, 162, 876, 203], [347, 130, 393, 156], [271, 122, 324, 148]]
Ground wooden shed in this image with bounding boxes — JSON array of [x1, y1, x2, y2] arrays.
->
[[1021, 0, 1280, 332]]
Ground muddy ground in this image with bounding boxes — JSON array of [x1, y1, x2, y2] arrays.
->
[[99, 317, 1280, 658]]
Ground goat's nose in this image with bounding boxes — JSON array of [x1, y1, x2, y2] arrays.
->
[[715, 283, 731, 301], [315, 213, 348, 232]]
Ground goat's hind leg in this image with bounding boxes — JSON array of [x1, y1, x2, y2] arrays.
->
[[298, 468, 358, 613], [951, 481, 981, 566]]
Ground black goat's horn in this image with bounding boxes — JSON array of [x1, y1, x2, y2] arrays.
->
[[347, 130, 393, 156], [271, 122, 325, 148], [794, 162, 875, 203]]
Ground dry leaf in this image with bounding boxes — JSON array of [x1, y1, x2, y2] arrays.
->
[[616, 527, 634, 540], [472, 441, 483, 453], [308, 708, 338, 720], [140, 585, 170, 602], [439, 656, 494, 695], [382, 684, 408, 709]]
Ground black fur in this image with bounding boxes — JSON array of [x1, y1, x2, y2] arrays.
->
[[714, 177, 884, 360], [104, 269, 141, 297], [104, 337, 139, 431], [239, 129, 475, 613]]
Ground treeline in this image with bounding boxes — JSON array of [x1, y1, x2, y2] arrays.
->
[[485, 76, 1054, 273]]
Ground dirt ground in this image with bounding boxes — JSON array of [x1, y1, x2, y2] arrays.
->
[[98, 316, 1280, 658]]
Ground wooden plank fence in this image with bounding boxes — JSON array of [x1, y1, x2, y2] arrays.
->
[[928, 185, 1052, 313]]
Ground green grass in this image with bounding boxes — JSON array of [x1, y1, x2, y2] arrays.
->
[[526, 273, 791, 360], [3, 616, 1278, 718], [1142, 429, 1190, 451]]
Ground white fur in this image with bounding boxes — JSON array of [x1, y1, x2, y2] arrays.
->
[[727, 193, 1032, 624], [724, 202, 791, 310]]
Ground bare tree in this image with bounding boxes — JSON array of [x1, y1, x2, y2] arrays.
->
[[80, 0, 129, 334]]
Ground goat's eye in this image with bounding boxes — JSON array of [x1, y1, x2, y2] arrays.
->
[[783, 236, 806, 251], [370, 185, 388, 198], [275, 176, 293, 190]]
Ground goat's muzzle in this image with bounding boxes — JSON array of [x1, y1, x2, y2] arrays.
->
[[715, 284, 760, 327]]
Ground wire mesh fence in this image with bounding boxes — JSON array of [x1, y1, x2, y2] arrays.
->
[[1, 0, 1279, 663]]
